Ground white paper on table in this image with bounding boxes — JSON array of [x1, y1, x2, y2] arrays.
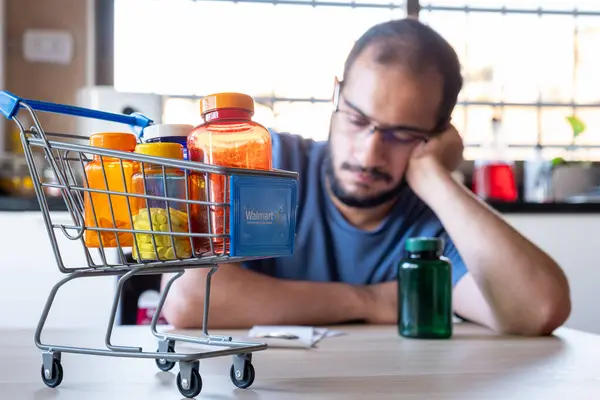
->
[[247, 325, 345, 348]]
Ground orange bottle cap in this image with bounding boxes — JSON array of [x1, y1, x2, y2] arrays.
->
[[200, 93, 254, 116], [135, 142, 184, 160], [90, 132, 137, 152]]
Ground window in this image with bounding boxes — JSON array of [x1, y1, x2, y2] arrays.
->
[[114, 0, 407, 142], [114, 0, 600, 160], [419, 0, 600, 160]]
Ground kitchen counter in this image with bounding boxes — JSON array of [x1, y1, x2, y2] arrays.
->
[[0, 195, 68, 211], [488, 201, 600, 213], [0, 195, 599, 214]]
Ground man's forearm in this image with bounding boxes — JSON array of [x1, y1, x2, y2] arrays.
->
[[412, 161, 570, 334], [161, 263, 370, 329]]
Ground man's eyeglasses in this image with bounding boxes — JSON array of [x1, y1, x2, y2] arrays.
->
[[333, 108, 431, 145], [332, 78, 439, 145]]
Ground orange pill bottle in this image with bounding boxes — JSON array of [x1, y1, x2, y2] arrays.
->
[[187, 93, 272, 254], [84, 132, 137, 248]]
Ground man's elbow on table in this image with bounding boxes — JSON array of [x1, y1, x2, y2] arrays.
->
[[162, 291, 200, 330], [505, 274, 572, 337], [458, 267, 572, 337], [524, 285, 571, 337], [501, 295, 571, 337], [160, 274, 204, 330], [162, 299, 196, 329], [539, 294, 571, 336]]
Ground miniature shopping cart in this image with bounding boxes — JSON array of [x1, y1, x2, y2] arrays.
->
[[0, 90, 298, 398]]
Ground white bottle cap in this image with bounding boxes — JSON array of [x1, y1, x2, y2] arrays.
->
[[137, 290, 161, 309], [142, 124, 193, 141]]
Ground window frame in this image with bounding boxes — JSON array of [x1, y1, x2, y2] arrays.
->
[[100, 0, 600, 158]]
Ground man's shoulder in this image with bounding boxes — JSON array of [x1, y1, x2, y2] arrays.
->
[[270, 130, 325, 172]]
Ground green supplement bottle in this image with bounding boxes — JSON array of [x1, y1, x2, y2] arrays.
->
[[398, 237, 453, 339]]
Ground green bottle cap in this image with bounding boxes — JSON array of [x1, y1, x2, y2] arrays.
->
[[405, 237, 444, 253]]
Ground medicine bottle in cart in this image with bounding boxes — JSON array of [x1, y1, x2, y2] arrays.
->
[[187, 93, 272, 254], [84, 132, 137, 248], [131, 142, 195, 261], [142, 124, 194, 160], [398, 237, 453, 339]]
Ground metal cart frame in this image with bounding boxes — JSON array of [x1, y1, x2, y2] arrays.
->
[[0, 91, 299, 398]]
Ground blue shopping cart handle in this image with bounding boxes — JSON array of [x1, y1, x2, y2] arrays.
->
[[0, 90, 153, 128]]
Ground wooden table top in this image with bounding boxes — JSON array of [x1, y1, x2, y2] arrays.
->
[[2, 323, 600, 399]]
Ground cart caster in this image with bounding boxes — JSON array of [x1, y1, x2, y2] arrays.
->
[[41, 359, 63, 388], [155, 341, 176, 372], [176, 368, 202, 398], [230, 362, 255, 389]]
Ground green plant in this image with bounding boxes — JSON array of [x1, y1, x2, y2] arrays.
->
[[551, 115, 587, 167]]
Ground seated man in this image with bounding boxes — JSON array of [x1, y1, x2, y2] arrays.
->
[[162, 18, 571, 335]]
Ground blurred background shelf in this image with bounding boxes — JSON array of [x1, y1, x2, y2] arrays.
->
[[0, 195, 68, 211]]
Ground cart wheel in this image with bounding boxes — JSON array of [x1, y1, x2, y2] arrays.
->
[[230, 362, 255, 389], [177, 369, 202, 398], [40, 359, 63, 388], [155, 342, 176, 372]]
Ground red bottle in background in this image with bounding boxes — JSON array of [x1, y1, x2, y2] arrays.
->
[[472, 116, 518, 202]]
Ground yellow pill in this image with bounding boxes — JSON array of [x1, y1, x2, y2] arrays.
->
[[155, 247, 168, 260], [174, 246, 191, 259], [150, 212, 166, 225], [139, 250, 157, 260], [135, 233, 152, 243], [133, 220, 146, 230], [166, 216, 182, 228], [149, 235, 166, 247], [164, 247, 175, 260], [133, 246, 146, 260], [141, 240, 158, 251], [158, 224, 170, 233], [170, 207, 188, 220], [168, 211, 187, 226], [138, 210, 154, 220], [135, 242, 155, 252]]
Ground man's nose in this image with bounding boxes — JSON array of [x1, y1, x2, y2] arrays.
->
[[352, 128, 386, 167]]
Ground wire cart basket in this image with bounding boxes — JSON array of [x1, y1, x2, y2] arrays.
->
[[0, 90, 299, 398]]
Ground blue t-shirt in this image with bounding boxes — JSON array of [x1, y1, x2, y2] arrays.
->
[[242, 132, 468, 287]]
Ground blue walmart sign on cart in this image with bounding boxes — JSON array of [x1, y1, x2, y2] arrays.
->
[[229, 174, 298, 257]]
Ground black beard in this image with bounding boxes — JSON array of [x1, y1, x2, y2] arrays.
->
[[323, 144, 407, 209]]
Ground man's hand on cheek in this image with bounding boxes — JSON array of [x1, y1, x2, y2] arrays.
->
[[405, 124, 464, 193]]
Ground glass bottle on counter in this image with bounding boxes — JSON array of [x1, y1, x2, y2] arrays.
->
[[142, 124, 194, 160], [187, 92, 272, 254], [398, 237, 453, 339], [84, 132, 137, 248], [130, 142, 194, 261], [472, 115, 518, 202]]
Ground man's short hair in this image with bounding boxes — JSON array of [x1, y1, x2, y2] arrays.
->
[[343, 18, 463, 131]]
